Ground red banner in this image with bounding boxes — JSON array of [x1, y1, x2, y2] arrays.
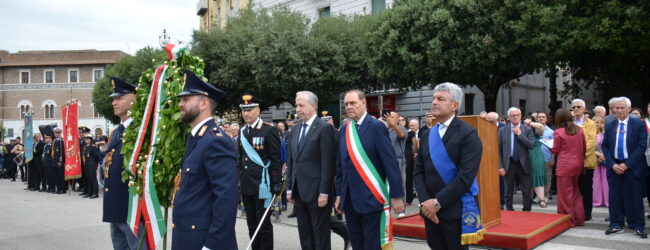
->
[[62, 100, 82, 180]]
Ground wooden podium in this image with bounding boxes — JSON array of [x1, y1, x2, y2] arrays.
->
[[433, 116, 501, 228]]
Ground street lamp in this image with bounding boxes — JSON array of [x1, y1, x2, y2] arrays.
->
[[159, 29, 171, 47]]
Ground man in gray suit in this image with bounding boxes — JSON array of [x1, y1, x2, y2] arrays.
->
[[286, 90, 337, 250], [499, 107, 535, 211]]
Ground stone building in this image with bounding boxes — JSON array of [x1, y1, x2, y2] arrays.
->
[[0, 49, 128, 142]]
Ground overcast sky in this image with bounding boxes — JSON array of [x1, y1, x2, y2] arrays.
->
[[0, 0, 198, 55]]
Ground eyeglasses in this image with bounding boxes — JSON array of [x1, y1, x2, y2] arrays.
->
[[571, 106, 583, 110]]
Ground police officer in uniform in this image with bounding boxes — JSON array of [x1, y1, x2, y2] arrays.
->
[[238, 93, 282, 250], [39, 124, 56, 193], [171, 70, 238, 250], [102, 77, 146, 249], [82, 135, 100, 198], [52, 127, 66, 194], [77, 126, 91, 194]]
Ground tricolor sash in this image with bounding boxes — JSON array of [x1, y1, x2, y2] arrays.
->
[[240, 127, 273, 208], [428, 124, 484, 245], [345, 121, 393, 250]]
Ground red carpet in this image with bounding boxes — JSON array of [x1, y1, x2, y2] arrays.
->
[[393, 211, 572, 249]]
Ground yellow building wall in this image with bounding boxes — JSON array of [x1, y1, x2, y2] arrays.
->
[[199, 0, 250, 31]]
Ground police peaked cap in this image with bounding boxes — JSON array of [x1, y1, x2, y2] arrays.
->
[[177, 69, 227, 103], [109, 77, 137, 97]]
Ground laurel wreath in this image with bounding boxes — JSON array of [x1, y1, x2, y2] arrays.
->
[[120, 50, 206, 207]]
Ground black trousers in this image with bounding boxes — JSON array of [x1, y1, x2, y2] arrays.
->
[[424, 216, 467, 250], [293, 187, 331, 250], [28, 162, 41, 189], [405, 154, 416, 204], [45, 164, 56, 191], [77, 164, 87, 191], [242, 193, 273, 250], [19, 163, 25, 181], [579, 169, 594, 218], [505, 159, 532, 211], [55, 163, 65, 191], [7, 162, 17, 180], [39, 164, 47, 190], [85, 163, 98, 195]]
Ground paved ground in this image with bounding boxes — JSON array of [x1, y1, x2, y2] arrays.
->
[[1, 179, 648, 249]]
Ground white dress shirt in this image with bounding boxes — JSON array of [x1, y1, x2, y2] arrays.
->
[[437, 115, 454, 138]]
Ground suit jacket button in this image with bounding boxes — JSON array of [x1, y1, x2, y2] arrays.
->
[[186, 168, 190, 172], [245, 157, 248, 161], [104, 188, 109, 192], [244, 166, 248, 169], [191, 225, 196, 230]]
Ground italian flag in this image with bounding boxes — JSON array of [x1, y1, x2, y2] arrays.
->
[[126, 64, 168, 249]]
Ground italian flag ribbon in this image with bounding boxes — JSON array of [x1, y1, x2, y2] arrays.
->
[[126, 64, 168, 250], [165, 44, 187, 61], [345, 121, 393, 249]]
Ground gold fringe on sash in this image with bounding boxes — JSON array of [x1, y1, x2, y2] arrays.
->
[[461, 229, 485, 245], [381, 242, 394, 250]]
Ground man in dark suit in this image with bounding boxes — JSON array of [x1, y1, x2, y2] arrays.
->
[[335, 89, 404, 250], [602, 97, 647, 238], [286, 91, 337, 250], [413, 82, 483, 249], [28, 133, 45, 191], [238, 93, 282, 250], [102, 77, 146, 249], [172, 70, 238, 250], [498, 107, 535, 211]]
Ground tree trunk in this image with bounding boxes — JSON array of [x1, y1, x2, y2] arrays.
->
[[480, 82, 499, 112], [546, 67, 559, 116]]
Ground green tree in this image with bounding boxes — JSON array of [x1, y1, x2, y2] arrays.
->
[[366, 0, 565, 111], [561, 0, 650, 105], [192, 7, 380, 109], [92, 46, 167, 124]]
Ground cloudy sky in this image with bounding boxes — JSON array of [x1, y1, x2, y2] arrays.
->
[[0, 0, 198, 55]]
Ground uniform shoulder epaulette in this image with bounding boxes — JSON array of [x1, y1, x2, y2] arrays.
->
[[198, 125, 208, 137]]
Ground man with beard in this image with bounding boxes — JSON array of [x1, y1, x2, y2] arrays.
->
[[172, 70, 238, 250], [102, 77, 147, 249], [238, 93, 282, 250]]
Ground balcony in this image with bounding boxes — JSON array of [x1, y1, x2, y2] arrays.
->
[[197, 0, 208, 15]]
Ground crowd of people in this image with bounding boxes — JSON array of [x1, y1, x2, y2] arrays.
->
[[0, 126, 108, 198], [2, 73, 649, 249]]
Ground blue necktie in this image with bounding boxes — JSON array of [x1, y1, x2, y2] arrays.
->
[[512, 128, 519, 162], [616, 122, 625, 160], [298, 123, 308, 150]]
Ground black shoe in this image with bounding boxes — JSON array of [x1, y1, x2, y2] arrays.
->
[[79, 192, 88, 196], [605, 227, 623, 235], [585, 216, 592, 221], [82, 194, 90, 198], [89, 194, 99, 199], [281, 204, 287, 211], [287, 211, 296, 218], [605, 216, 610, 222], [57, 190, 66, 194], [634, 229, 648, 238], [39, 189, 45, 192]]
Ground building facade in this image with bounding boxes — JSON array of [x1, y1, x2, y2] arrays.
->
[[197, 0, 250, 30], [0, 49, 128, 142]]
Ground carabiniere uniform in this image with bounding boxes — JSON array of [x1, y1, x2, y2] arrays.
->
[[237, 94, 282, 250], [53, 133, 66, 193]]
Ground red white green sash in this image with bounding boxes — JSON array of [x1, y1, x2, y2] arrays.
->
[[345, 120, 393, 249]]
